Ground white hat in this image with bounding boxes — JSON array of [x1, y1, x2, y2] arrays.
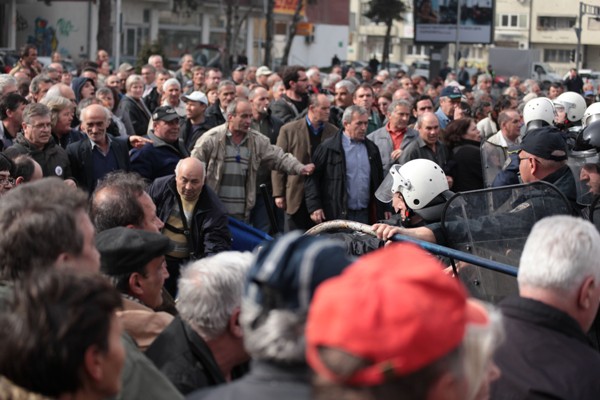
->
[[181, 91, 208, 105], [256, 66, 273, 77]]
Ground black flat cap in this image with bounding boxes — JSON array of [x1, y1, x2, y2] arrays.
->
[[96, 227, 174, 275]]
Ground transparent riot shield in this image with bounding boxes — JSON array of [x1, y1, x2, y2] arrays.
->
[[587, 195, 600, 233], [440, 181, 572, 303], [568, 149, 599, 206], [481, 141, 507, 188]]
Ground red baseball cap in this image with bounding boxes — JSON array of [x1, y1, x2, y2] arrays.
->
[[306, 242, 479, 386]]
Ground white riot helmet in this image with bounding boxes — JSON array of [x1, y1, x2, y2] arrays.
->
[[554, 91, 586, 123], [523, 97, 555, 128], [582, 102, 600, 128], [375, 159, 454, 222]]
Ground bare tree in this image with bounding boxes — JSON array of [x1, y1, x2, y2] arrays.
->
[[364, 0, 407, 69], [263, 0, 275, 67], [280, 0, 303, 67], [97, 0, 112, 54]]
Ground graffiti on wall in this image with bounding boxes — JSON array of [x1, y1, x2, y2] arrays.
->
[[57, 18, 78, 37], [27, 17, 58, 56], [16, 13, 28, 31]]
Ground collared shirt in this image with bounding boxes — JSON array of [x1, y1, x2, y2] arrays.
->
[[435, 107, 451, 129], [306, 115, 324, 136], [386, 122, 406, 150], [342, 133, 370, 210], [89, 135, 118, 191]]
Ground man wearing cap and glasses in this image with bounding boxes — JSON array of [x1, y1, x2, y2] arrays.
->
[[435, 85, 462, 129], [131, 105, 190, 181], [180, 91, 216, 151]]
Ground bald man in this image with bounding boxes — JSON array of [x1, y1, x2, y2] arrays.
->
[[67, 104, 131, 193], [147, 157, 231, 295]]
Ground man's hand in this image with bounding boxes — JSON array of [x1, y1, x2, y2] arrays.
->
[[274, 196, 286, 209], [129, 135, 153, 149], [301, 163, 315, 176], [310, 209, 326, 224], [391, 149, 402, 160], [372, 223, 403, 241]]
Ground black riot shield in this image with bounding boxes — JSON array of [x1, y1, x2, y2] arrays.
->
[[481, 140, 507, 188], [440, 181, 573, 303]]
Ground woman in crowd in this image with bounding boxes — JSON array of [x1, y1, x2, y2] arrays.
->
[[443, 118, 484, 192], [117, 74, 152, 136]]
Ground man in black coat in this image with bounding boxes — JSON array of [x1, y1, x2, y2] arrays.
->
[[305, 105, 384, 225], [564, 68, 584, 94], [490, 216, 600, 399], [146, 157, 231, 295], [67, 104, 130, 194], [145, 250, 251, 395], [204, 80, 236, 129]]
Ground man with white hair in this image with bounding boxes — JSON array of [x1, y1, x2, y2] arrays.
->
[[188, 232, 352, 400], [161, 78, 185, 117], [146, 252, 252, 394], [490, 216, 600, 399], [147, 157, 231, 295], [306, 67, 322, 94], [0, 74, 18, 97]]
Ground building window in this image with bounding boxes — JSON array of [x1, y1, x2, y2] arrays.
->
[[544, 49, 571, 63], [496, 14, 527, 28], [406, 44, 427, 56], [538, 16, 576, 30]]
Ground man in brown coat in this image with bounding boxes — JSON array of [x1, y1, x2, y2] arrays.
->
[[272, 93, 338, 231]]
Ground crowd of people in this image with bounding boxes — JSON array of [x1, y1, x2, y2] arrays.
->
[[1, 43, 600, 399]]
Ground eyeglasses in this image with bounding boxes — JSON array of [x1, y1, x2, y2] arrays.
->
[[0, 176, 15, 186]]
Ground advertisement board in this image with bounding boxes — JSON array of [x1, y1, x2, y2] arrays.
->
[[414, 0, 494, 44]]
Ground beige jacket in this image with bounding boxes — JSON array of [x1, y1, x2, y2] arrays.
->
[[192, 123, 306, 221], [118, 298, 173, 351]]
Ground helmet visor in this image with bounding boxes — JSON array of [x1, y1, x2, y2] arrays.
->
[[375, 165, 407, 203]]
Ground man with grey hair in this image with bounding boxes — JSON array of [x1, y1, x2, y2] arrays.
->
[[0, 74, 18, 97], [368, 99, 418, 175], [4, 102, 74, 183], [148, 54, 164, 70], [330, 79, 356, 128], [491, 215, 600, 399], [147, 157, 231, 295], [193, 98, 314, 222], [189, 232, 352, 400], [67, 103, 131, 193], [161, 78, 185, 117], [305, 105, 384, 224], [205, 80, 236, 128], [146, 251, 253, 394], [28, 74, 53, 103]]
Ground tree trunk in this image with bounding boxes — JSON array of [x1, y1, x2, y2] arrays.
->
[[97, 0, 112, 54], [264, 0, 274, 67], [382, 18, 392, 70], [280, 0, 303, 67]]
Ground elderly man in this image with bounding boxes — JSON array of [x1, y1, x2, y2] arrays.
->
[[368, 99, 418, 175], [434, 85, 462, 129], [12, 154, 43, 185], [398, 112, 453, 185], [0, 179, 183, 400], [146, 252, 252, 394], [142, 64, 157, 97], [96, 226, 174, 350], [4, 102, 74, 183], [330, 79, 355, 128], [179, 91, 213, 151], [0, 153, 14, 196], [481, 109, 522, 187], [144, 68, 171, 114], [205, 80, 236, 128], [192, 98, 314, 222], [175, 54, 194, 87], [29, 74, 53, 103], [131, 105, 190, 181], [147, 157, 231, 295], [67, 104, 130, 193], [270, 65, 309, 123], [161, 78, 185, 117], [189, 232, 352, 400], [0, 74, 18, 97], [305, 105, 384, 225], [491, 216, 600, 398], [306, 242, 490, 399], [273, 93, 338, 231], [148, 54, 164, 70], [0, 92, 28, 150]]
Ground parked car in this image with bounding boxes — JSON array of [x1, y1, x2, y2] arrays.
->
[[0, 48, 19, 73]]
